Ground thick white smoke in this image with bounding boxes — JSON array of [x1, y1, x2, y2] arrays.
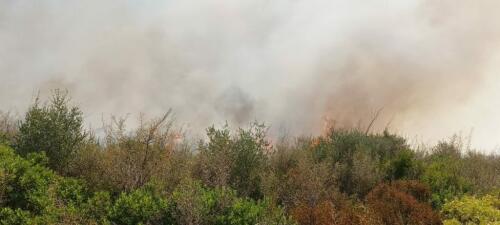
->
[[1, 0, 500, 152]]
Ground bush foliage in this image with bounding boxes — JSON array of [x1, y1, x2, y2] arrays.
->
[[1, 91, 499, 225], [441, 194, 500, 225]]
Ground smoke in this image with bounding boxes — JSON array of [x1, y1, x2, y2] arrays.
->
[[1, 0, 500, 150]]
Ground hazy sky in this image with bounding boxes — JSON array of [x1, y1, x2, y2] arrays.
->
[[1, 0, 500, 152]]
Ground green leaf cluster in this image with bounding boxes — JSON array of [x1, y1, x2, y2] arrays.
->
[[442, 194, 500, 225]]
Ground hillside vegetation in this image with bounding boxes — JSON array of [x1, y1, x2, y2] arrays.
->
[[0, 90, 499, 225]]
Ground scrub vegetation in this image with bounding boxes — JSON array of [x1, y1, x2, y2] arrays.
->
[[0, 91, 498, 225]]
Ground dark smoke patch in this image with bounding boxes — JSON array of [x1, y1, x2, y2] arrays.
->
[[214, 87, 255, 125]]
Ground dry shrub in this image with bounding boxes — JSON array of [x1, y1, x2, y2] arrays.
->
[[290, 201, 335, 225], [290, 199, 384, 225], [69, 112, 185, 193], [391, 180, 432, 202], [365, 181, 442, 225], [262, 138, 336, 210], [461, 151, 500, 194]]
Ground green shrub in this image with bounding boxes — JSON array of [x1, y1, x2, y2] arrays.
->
[[229, 123, 268, 199], [0, 208, 30, 225], [172, 180, 218, 225], [56, 178, 89, 208], [196, 125, 233, 188], [171, 180, 293, 225], [0, 145, 58, 214], [0, 145, 104, 224], [442, 194, 500, 225], [311, 129, 416, 197], [82, 191, 112, 224], [422, 143, 472, 208], [217, 198, 294, 225], [109, 188, 173, 225], [197, 123, 269, 199], [385, 149, 421, 181], [15, 90, 86, 174]]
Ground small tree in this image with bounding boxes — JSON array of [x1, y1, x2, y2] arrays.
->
[[196, 125, 233, 188], [196, 122, 269, 199], [15, 90, 86, 174], [229, 123, 269, 199]]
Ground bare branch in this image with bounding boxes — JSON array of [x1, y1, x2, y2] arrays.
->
[[365, 107, 383, 135]]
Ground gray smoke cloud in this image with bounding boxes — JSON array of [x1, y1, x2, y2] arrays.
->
[[1, 0, 500, 151]]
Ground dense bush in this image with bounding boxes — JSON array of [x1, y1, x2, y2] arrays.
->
[[67, 112, 183, 193], [0, 144, 96, 224], [196, 123, 269, 199], [422, 142, 472, 208], [290, 200, 336, 225], [460, 152, 500, 194], [1, 91, 499, 225], [109, 187, 173, 225], [441, 194, 500, 225], [216, 197, 292, 225], [15, 90, 86, 174], [262, 143, 334, 211], [311, 129, 420, 198], [365, 181, 442, 225], [0, 144, 293, 225]]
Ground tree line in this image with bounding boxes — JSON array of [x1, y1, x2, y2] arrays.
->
[[0, 90, 499, 225]]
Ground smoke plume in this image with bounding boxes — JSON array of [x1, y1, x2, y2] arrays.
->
[[1, 0, 500, 151]]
